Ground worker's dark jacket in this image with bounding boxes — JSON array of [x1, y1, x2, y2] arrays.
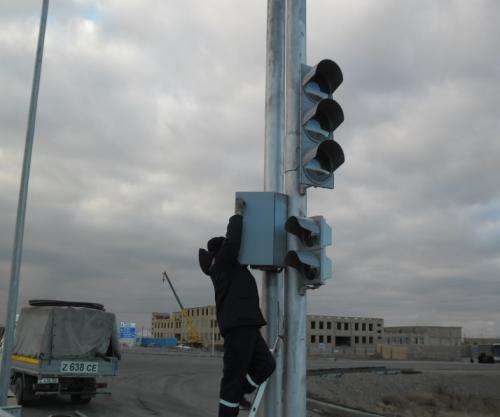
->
[[205, 215, 266, 336]]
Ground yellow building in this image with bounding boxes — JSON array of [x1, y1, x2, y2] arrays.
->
[[151, 305, 223, 347]]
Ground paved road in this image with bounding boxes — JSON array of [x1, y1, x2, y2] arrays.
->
[[21, 351, 222, 417], [19, 351, 500, 417]]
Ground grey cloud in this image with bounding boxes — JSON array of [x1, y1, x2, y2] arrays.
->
[[1, 1, 499, 337]]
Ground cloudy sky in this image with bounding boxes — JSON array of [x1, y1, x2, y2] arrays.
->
[[1, 0, 499, 338]]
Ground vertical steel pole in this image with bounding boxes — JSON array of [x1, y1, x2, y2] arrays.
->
[[0, 0, 49, 406], [211, 320, 215, 357], [262, 0, 285, 416], [284, 0, 307, 416]]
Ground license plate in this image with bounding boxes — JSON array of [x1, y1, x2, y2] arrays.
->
[[60, 361, 98, 374]]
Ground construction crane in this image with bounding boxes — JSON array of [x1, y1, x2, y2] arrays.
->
[[162, 271, 203, 347]]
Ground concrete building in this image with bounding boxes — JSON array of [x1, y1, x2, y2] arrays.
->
[[380, 326, 462, 361], [152, 309, 385, 354], [384, 326, 462, 346], [151, 305, 223, 348], [463, 337, 500, 346], [307, 315, 384, 355]]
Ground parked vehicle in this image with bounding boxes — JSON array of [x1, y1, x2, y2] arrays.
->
[[10, 300, 121, 405], [476, 344, 500, 363]]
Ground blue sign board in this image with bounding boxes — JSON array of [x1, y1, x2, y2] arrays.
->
[[119, 322, 136, 339]]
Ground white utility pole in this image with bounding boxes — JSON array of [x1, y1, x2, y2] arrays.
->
[[262, 0, 286, 416], [0, 0, 49, 406], [283, 0, 308, 416]]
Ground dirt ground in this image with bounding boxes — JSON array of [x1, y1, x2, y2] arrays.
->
[[307, 369, 500, 417]]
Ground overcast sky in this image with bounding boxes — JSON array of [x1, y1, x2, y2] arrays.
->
[[1, 0, 499, 338]]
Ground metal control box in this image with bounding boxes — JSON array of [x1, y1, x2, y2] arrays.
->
[[236, 191, 288, 268]]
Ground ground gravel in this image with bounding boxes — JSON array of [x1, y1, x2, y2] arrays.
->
[[307, 370, 500, 416]]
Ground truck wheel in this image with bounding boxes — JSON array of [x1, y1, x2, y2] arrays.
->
[[14, 376, 24, 405], [71, 394, 92, 404]]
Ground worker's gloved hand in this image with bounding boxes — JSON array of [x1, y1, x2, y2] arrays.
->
[[235, 198, 246, 215]]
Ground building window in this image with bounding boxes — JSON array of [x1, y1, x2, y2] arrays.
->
[[327, 322, 331, 330], [327, 335, 332, 343], [344, 323, 349, 331], [319, 321, 324, 330], [362, 323, 366, 331], [355, 323, 359, 331], [369, 324, 373, 331], [311, 335, 316, 343], [337, 322, 341, 330], [355, 336, 359, 344], [369, 336, 373, 344], [319, 335, 324, 343], [311, 321, 316, 329], [362, 336, 366, 344]]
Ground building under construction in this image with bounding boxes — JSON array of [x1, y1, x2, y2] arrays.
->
[[151, 306, 223, 348], [152, 308, 384, 354]]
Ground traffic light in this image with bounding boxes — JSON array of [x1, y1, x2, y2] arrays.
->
[[285, 215, 332, 289], [299, 59, 344, 191]]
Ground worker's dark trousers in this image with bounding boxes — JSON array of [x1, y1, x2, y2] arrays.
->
[[218, 326, 276, 417]]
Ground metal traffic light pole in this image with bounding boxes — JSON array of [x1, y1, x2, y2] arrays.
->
[[0, 0, 49, 406], [283, 0, 308, 416], [262, 1, 286, 416]]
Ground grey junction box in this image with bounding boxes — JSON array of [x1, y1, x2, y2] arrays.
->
[[236, 191, 288, 268]]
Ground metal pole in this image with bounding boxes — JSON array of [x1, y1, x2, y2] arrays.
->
[[0, 0, 49, 405], [262, 0, 285, 416], [283, 0, 307, 416], [211, 320, 215, 356]]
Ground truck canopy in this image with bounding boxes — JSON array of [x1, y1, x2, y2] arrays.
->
[[13, 306, 121, 360]]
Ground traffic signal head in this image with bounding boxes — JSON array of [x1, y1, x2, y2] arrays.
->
[[300, 59, 345, 191], [302, 59, 343, 99], [285, 215, 332, 289]]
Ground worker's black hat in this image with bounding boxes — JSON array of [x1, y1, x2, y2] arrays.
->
[[198, 236, 225, 275]]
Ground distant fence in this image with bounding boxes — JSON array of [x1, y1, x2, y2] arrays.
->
[[139, 337, 177, 347]]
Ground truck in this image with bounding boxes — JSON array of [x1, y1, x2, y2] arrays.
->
[[8, 300, 121, 405], [477, 343, 500, 363]]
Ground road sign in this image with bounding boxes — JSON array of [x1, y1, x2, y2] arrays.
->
[[119, 322, 136, 339]]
